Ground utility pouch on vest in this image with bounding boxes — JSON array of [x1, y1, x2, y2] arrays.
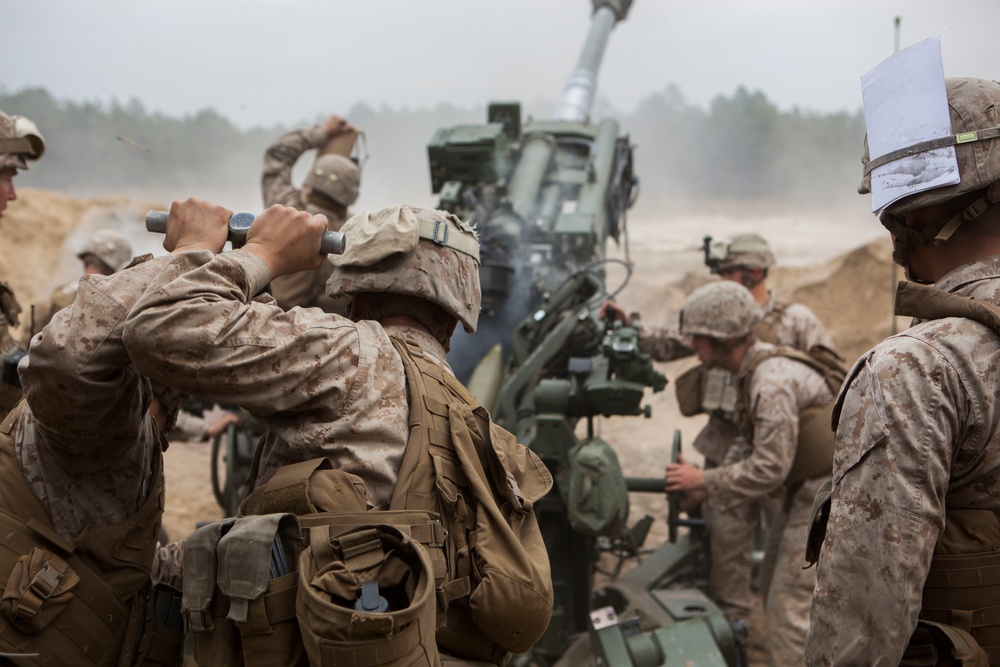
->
[[901, 620, 990, 667], [183, 514, 308, 667], [0, 546, 81, 633], [674, 363, 706, 417], [560, 437, 629, 537], [296, 523, 440, 667]]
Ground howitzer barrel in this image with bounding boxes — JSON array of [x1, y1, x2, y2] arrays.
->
[[145, 210, 346, 255], [553, 1, 633, 122]]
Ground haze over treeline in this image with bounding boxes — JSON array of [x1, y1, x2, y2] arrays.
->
[[1, 85, 865, 217]]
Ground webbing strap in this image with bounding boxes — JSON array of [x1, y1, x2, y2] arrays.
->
[[418, 218, 480, 262], [864, 126, 1000, 176], [337, 528, 387, 571], [922, 605, 1000, 631], [321, 612, 422, 667], [0, 138, 33, 156]]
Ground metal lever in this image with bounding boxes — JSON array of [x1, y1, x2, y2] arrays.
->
[[145, 210, 346, 255]]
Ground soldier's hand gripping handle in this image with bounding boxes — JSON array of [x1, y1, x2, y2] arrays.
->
[[146, 209, 346, 255]]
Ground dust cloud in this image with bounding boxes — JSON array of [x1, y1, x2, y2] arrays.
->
[[2, 189, 899, 665]]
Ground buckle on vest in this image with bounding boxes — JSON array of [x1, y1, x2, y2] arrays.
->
[[28, 562, 62, 599]]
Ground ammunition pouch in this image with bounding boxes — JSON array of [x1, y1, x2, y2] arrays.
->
[[674, 363, 706, 417], [297, 523, 439, 667]]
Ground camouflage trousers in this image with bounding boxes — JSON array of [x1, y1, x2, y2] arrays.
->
[[759, 476, 824, 667], [704, 476, 822, 666], [704, 486, 782, 623]]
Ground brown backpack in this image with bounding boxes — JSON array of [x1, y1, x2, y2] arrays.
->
[[183, 334, 554, 666], [737, 344, 847, 484]]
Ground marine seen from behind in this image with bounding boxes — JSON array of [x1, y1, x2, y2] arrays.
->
[[121, 200, 554, 665]]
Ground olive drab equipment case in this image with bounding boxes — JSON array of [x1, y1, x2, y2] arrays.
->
[[558, 437, 629, 538], [738, 344, 847, 484], [0, 401, 184, 667], [807, 281, 1000, 665], [182, 334, 554, 666]]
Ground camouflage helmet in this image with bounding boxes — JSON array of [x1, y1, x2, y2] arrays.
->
[[860, 78, 1000, 215], [679, 281, 762, 340], [78, 228, 133, 273], [0, 110, 44, 172], [704, 232, 775, 273], [304, 154, 360, 207], [326, 205, 481, 332]]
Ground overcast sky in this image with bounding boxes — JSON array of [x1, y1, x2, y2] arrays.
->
[[3, 0, 998, 130]]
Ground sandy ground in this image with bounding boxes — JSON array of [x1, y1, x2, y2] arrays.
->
[[4, 189, 901, 666]]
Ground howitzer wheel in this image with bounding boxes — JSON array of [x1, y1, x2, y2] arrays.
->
[[667, 429, 682, 544], [210, 423, 243, 517]]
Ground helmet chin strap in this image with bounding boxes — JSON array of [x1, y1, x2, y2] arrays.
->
[[881, 182, 1000, 284]]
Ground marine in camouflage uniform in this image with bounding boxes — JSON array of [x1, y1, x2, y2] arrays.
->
[[261, 114, 360, 315], [614, 233, 835, 627], [121, 200, 553, 662], [33, 228, 133, 333], [805, 79, 1000, 666], [666, 281, 834, 666], [0, 251, 188, 664], [0, 109, 44, 414]]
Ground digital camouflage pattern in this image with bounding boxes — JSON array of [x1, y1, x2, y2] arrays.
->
[[805, 256, 1000, 665], [16, 255, 166, 540], [638, 290, 834, 367], [328, 205, 482, 333], [303, 153, 360, 207], [0, 110, 27, 172], [78, 228, 133, 272], [704, 339, 833, 665], [643, 288, 835, 625], [122, 248, 416, 508], [714, 232, 776, 272], [679, 280, 762, 339], [263, 121, 352, 313]]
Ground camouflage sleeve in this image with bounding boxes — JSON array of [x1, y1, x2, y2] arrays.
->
[[122, 249, 372, 423], [261, 123, 329, 209], [805, 337, 958, 665], [780, 303, 836, 352], [19, 257, 170, 461], [637, 326, 693, 362], [704, 358, 831, 513]]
